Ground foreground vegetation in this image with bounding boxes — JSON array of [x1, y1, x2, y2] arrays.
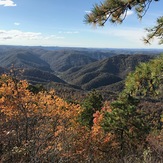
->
[[0, 55, 163, 162]]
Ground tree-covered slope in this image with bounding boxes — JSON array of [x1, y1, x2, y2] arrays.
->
[[40, 50, 98, 72], [0, 49, 51, 72], [20, 69, 66, 84], [62, 54, 153, 90], [0, 46, 160, 91]]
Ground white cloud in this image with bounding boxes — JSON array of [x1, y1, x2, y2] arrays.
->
[[0, 30, 42, 40], [65, 31, 79, 34], [126, 10, 134, 16], [120, 10, 134, 19], [58, 31, 79, 34], [110, 28, 143, 40], [84, 10, 133, 18], [0, 0, 16, 7], [89, 27, 160, 48], [44, 35, 65, 40], [91, 27, 144, 39], [0, 29, 65, 45], [14, 22, 20, 26], [3, 36, 12, 40], [85, 10, 91, 14]]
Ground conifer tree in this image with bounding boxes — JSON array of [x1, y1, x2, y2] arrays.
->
[[79, 90, 103, 128], [85, 0, 163, 44], [124, 55, 163, 98]]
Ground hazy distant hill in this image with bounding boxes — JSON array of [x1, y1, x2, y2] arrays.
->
[[40, 50, 97, 72], [61, 54, 153, 90], [0, 49, 51, 72], [20, 69, 66, 84], [0, 45, 162, 92]]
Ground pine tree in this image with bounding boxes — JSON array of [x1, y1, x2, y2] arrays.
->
[[85, 0, 163, 44], [79, 90, 103, 128], [124, 55, 163, 98]]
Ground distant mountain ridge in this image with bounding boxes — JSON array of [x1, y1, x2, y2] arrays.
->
[[0, 45, 161, 91], [0, 49, 51, 71], [40, 50, 98, 72]]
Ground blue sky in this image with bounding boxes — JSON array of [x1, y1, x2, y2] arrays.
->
[[0, 0, 162, 48]]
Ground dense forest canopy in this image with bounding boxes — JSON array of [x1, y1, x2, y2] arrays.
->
[[0, 54, 163, 162]]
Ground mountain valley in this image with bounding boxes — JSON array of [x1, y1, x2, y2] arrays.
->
[[0, 45, 162, 99]]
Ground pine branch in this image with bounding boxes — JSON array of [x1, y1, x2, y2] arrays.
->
[[84, 0, 154, 26], [143, 16, 163, 45]]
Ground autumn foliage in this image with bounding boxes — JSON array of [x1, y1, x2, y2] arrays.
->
[[0, 58, 163, 163], [0, 74, 83, 162]]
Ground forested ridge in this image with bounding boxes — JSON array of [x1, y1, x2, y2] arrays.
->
[[0, 46, 160, 101], [0, 46, 160, 91], [0, 55, 163, 162], [1, 0, 163, 161]]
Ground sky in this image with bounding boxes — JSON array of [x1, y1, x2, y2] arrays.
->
[[0, 0, 162, 49]]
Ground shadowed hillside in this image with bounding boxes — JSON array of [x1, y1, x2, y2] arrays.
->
[[40, 50, 98, 72], [0, 46, 161, 92], [0, 49, 51, 72], [61, 54, 153, 90], [20, 69, 66, 84]]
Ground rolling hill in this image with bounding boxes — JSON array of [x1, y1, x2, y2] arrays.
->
[[0, 45, 161, 92], [61, 54, 153, 90], [40, 50, 97, 72], [20, 69, 66, 84], [0, 49, 51, 72]]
